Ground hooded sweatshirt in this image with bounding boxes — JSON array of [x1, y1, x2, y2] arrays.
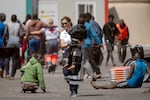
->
[[20, 57, 46, 90]]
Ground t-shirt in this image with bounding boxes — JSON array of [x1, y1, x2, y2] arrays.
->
[[127, 59, 147, 88], [60, 30, 71, 46], [42, 26, 59, 40]]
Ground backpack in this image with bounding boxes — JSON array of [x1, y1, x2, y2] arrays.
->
[[91, 20, 103, 40], [95, 22, 103, 40]]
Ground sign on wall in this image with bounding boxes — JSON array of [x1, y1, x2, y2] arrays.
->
[[38, 2, 58, 25]]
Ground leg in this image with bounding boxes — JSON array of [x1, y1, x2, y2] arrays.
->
[[110, 51, 116, 66], [4, 57, 10, 78], [91, 80, 117, 89]]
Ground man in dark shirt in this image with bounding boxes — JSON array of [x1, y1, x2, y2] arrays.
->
[[103, 14, 119, 66]]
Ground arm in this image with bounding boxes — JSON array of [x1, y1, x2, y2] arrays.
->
[[30, 30, 44, 35], [146, 66, 150, 74], [90, 25, 102, 46], [68, 48, 82, 70], [127, 63, 135, 79], [36, 63, 46, 92]]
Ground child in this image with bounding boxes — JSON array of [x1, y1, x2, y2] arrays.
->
[[62, 24, 87, 97], [20, 53, 46, 93], [91, 51, 149, 89]]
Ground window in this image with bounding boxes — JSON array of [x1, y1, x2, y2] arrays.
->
[[75, 2, 96, 23]]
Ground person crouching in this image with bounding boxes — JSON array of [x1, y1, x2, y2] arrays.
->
[[20, 53, 46, 93]]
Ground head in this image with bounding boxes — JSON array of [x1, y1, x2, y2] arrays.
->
[[11, 14, 17, 22], [78, 17, 85, 25], [32, 13, 38, 20], [84, 12, 92, 22], [61, 16, 72, 31], [108, 14, 114, 22], [119, 19, 126, 29], [48, 19, 54, 25], [0, 13, 6, 22], [26, 14, 31, 20], [133, 52, 141, 60]]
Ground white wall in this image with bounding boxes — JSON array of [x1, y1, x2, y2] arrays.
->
[[0, 0, 26, 23], [38, 0, 105, 27]]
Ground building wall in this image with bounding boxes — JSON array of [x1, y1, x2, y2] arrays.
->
[[109, 1, 150, 45], [0, 0, 26, 23], [38, 0, 105, 27]]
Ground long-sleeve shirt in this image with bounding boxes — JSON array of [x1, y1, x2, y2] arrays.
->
[[82, 22, 102, 48], [20, 57, 46, 90]]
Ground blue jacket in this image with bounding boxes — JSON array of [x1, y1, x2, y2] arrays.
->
[[82, 22, 102, 48]]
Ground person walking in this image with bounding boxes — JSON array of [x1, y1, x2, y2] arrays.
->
[[79, 13, 103, 80], [0, 13, 7, 78], [33, 19, 60, 73], [85, 12, 104, 78], [116, 19, 129, 63], [4, 14, 21, 79], [103, 14, 119, 66]]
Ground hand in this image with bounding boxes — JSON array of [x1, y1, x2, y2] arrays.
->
[[63, 64, 69, 68], [67, 65, 75, 70]]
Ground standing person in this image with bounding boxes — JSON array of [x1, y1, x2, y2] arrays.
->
[[59, 16, 72, 66], [5, 14, 21, 79], [43, 19, 59, 73], [63, 24, 87, 97], [25, 13, 50, 56], [79, 13, 103, 80], [91, 52, 150, 89], [0, 13, 7, 78], [116, 19, 129, 63], [85, 12, 104, 78], [20, 53, 46, 93], [21, 14, 32, 64], [103, 14, 119, 66], [32, 19, 60, 73]]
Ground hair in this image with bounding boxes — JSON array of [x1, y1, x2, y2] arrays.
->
[[108, 14, 114, 20], [78, 17, 85, 25], [32, 13, 38, 20], [61, 16, 72, 26], [11, 14, 17, 22], [84, 12, 92, 22], [26, 14, 31, 20], [0, 13, 6, 22]]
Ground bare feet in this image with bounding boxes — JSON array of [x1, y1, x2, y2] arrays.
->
[[91, 80, 99, 89], [142, 88, 150, 93]]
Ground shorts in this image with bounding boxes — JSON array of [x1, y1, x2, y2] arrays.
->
[[21, 82, 39, 91], [105, 40, 114, 51]]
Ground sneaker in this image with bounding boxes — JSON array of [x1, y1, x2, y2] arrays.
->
[[71, 94, 77, 97]]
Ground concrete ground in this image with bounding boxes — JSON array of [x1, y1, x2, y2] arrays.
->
[[0, 45, 150, 100]]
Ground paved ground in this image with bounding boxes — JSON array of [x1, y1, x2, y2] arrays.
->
[[0, 45, 150, 100]]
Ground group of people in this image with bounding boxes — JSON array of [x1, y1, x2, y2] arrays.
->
[[0, 12, 150, 97]]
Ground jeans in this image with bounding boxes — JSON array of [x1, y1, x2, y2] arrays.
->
[[29, 38, 41, 54]]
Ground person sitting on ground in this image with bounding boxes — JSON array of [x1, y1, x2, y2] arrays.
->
[[91, 51, 150, 89], [20, 53, 46, 93]]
